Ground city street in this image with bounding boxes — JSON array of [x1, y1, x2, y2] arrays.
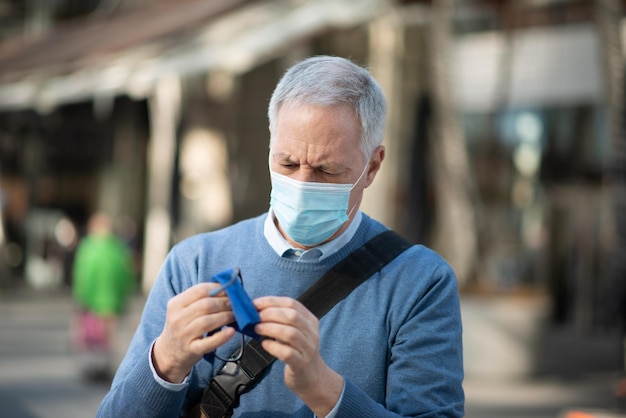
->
[[0, 287, 624, 418], [0, 288, 141, 418]]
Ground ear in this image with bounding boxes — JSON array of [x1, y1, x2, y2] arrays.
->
[[364, 145, 385, 188]]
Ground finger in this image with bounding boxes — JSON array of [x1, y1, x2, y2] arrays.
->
[[165, 291, 231, 335], [189, 293, 232, 316], [255, 320, 304, 344], [172, 282, 225, 308], [254, 296, 302, 311], [256, 304, 318, 336], [259, 306, 300, 326], [254, 297, 316, 326], [260, 336, 303, 364], [186, 310, 236, 338], [190, 326, 236, 355]]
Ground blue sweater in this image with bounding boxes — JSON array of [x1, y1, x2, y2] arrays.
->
[[98, 213, 464, 417]]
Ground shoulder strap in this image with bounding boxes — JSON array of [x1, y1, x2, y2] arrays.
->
[[199, 230, 411, 418], [298, 230, 412, 317]]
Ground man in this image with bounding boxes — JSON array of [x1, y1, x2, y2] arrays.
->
[[98, 55, 464, 417]]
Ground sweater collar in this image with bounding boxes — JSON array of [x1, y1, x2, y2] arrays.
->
[[263, 208, 363, 262]]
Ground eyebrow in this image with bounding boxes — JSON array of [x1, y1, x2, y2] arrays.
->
[[271, 152, 346, 172], [271, 151, 294, 161]]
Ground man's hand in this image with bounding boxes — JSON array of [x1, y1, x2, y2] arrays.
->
[[253, 296, 344, 417], [152, 283, 236, 383]]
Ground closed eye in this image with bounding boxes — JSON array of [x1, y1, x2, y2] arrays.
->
[[318, 168, 338, 176]]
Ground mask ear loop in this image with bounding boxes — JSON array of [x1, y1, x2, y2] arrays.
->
[[346, 160, 371, 217], [205, 268, 246, 364], [349, 160, 370, 191]]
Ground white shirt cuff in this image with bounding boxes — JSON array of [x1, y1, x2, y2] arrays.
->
[[149, 339, 189, 391], [315, 381, 345, 418]]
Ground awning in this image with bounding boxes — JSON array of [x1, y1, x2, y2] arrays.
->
[[0, 0, 388, 113], [453, 23, 604, 111]]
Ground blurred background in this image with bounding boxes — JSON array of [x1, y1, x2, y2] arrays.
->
[[1, 0, 626, 417]]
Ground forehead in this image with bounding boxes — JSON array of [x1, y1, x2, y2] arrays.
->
[[270, 102, 362, 164]]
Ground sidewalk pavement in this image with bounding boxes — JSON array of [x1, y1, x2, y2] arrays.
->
[[464, 373, 623, 418], [0, 287, 625, 418], [462, 295, 626, 418], [0, 287, 144, 418]]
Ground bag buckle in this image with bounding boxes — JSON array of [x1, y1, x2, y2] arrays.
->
[[217, 360, 255, 390], [200, 361, 253, 418]]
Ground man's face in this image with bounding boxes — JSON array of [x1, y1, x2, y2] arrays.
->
[[269, 102, 383, 247]]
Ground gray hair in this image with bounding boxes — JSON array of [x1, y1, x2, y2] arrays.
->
[[268, 56, 387, 161]]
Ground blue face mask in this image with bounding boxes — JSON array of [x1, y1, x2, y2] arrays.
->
[[269, 164, 368, 246]]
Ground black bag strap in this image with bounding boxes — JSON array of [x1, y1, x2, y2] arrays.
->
[[199, 230, 411, 418]]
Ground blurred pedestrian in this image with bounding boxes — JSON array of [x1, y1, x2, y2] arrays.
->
[[72, 212, 136, 380]]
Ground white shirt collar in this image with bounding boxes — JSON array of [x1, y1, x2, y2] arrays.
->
[[264, 208, 362, 262]]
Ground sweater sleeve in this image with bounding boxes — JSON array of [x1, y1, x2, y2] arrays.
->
[[97, 251, 191, 418], [334, 261, 465, 418]]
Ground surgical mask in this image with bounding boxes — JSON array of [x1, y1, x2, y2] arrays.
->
[[269, 163, 368, 246]]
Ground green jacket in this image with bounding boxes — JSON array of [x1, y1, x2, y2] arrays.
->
[[72, 234, 135, 316]]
